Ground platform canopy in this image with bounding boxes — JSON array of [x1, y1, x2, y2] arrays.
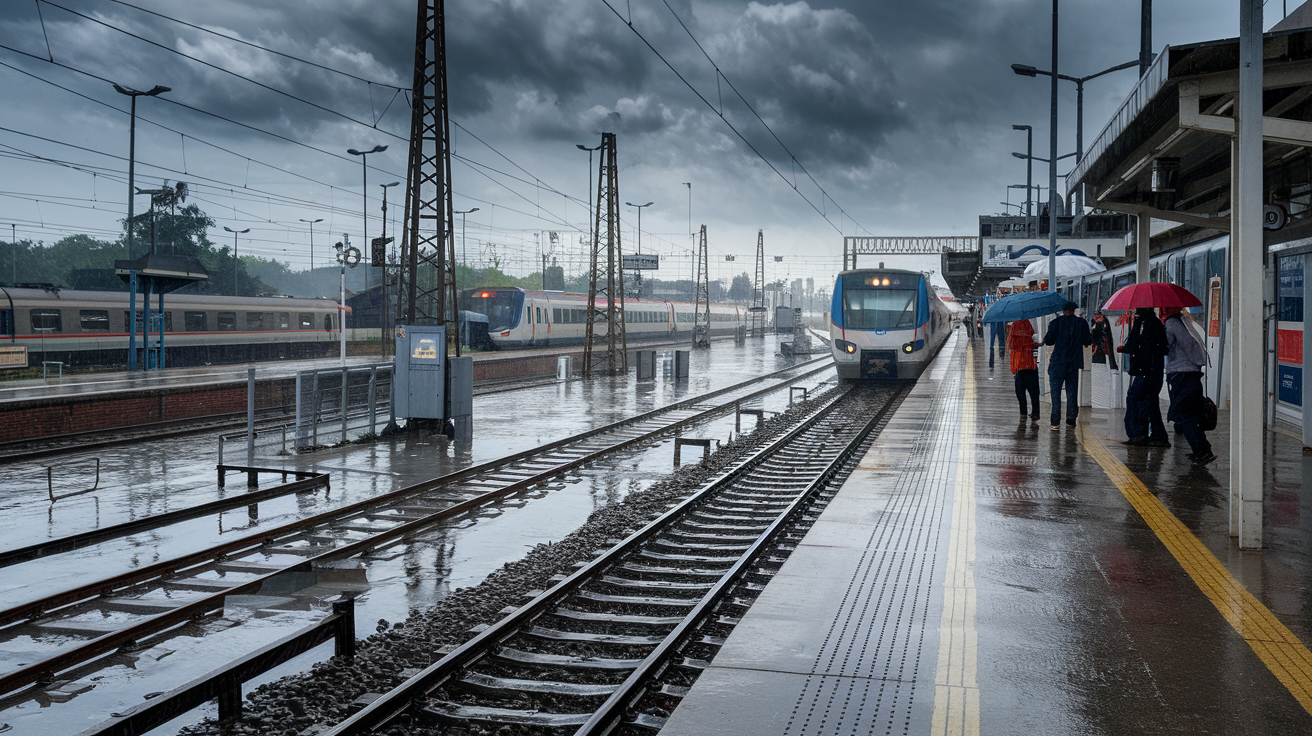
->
[[1069, 27, 1312, 250], [113, 253, 209, 294]]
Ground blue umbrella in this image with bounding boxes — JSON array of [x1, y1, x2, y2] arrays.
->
[[981, 291, 1069, 323]]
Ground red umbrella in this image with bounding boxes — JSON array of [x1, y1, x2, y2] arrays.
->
[[1101, 282, 1202, 311]]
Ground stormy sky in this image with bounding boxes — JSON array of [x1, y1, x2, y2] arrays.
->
[[0, 0, 1282, 289]]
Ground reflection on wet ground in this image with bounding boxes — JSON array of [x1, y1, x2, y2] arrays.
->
[[0, 336, 836, 735]]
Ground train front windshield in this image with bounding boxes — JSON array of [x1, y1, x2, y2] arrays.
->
[[461, 289, 523, 331], [842, 288, 918, 330]]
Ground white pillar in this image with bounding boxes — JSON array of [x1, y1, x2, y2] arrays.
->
[[1136, 214, 1151, 283], [1232, 0, 1264, 549]]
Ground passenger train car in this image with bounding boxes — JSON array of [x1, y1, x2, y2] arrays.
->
[[829, 269, 953, 380], [459, 287, 745, 349], [0, 285, 343, 368], [1042, 234, 1235, 406]]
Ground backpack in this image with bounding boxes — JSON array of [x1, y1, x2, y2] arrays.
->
[[1200, 395, 1218, 432]]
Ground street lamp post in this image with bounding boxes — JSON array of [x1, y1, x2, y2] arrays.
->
[[300, 218, 324, 281], [625, 202, 654, 254], [223, 226, 250, 297], [112, 83, 170, 258], [347, 145, 387, 294], [1012, 125, 1034, 237], [379, 182, 399, 356], [454, 208, 479, 267], [577, 143, 603, 250]]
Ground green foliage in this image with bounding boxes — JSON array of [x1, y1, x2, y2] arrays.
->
[[728, 272, 753, 301]]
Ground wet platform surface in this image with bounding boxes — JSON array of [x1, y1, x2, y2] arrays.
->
[[664, 331, 1312, 735]]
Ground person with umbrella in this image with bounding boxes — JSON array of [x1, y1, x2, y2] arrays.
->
[[1042, 301, 1092, 430], [1117, 308, 1170, 446], [1090, 311, 1118, 370], [1163, 307, 1214, 463]]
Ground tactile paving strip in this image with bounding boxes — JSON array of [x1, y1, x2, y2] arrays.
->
[[781, 368, 965, 736]]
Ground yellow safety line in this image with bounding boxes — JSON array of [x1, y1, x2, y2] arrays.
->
[[932, 342, 980, 736], [1077, 422, 1312, 715]]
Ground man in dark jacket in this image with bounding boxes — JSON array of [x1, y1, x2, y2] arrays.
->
[[1043, 301, 1092, 430], [1117, 307, 1170, 446]]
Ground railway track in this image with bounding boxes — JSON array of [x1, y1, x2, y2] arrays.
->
[[0, 357, 833, 703], [322, 381, 906, 736]]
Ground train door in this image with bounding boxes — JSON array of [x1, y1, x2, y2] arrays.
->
[[1204, 276, 1226, 404]]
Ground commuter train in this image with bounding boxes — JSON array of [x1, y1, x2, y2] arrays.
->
[[459, 287, 745, 349], [0, 285, 344, 368], [828, 269, 953, 379]]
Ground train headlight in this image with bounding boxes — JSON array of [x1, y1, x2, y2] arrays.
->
[[902, 341, 915, 354], [835, 339, 857, 355]]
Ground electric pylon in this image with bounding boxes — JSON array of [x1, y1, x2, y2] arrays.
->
[[692, 224, 711, 348], [397, 0, 458, 355], [583, 133, 627, 375], [750, 229, 766, 337]]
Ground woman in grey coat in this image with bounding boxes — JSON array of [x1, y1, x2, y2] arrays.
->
[[1163, 307, 1214, 463]]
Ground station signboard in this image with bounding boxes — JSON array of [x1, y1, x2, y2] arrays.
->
[[623, 254, 659, 270]]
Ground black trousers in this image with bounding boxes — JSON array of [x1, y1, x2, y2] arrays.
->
[[1167, 371, 1212, 457], [1125, 372, 1167, 440], [1014, 369, 1039, 418]]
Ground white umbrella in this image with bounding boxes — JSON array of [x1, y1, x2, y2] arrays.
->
[[1022, 254, 1104, 280]]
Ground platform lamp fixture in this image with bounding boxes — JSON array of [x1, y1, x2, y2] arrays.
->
[[222, 226, 249, 296], [454, 207, 479, 267], [347, 145, 387, 294], [300, 218, 324, 280], [577, 143, 603, 253], [112, 83, 170, 258], [625, 202, 654, 255]]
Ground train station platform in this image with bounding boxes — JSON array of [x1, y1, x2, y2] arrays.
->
[[663, 332, 1312, 735]]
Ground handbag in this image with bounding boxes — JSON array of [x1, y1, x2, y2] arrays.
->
[[1201, 395, 1218, 432]]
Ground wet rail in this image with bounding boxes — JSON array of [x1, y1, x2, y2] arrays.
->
[[322, 382, 907, 736], [0, 357, 834, 701]]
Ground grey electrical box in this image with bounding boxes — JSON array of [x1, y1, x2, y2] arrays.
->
[[635, 350, 656, 380], [393, 325, 446, 420], [448, 355, 473, 441], [674, 350, 690, 381]]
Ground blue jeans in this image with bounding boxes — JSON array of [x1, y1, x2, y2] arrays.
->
[[1048, 360, 1080, 425], [990, 323, 1006, 353]]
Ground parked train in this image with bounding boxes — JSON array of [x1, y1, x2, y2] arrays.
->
[[828, 269, 953, 379], [459, 287, 745, 349], [0, 285, 344, 368], [1044, 233, 1233, 405]]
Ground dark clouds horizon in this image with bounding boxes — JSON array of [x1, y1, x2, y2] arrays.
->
[[0, 0, 1267, 285]]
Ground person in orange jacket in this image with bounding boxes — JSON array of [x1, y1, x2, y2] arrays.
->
[[1008, 319, 1040, 424]]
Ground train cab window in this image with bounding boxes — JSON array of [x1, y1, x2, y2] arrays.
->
[[79, 310, 110, 333], [298, 313, 313, 329], [185, 311, 208, 332], [277, 312, 291, 330], [842, 288, 917, 330], [218, 312, 237, 331], [246, 313, 265, 330], [29, 309, 61, 332]]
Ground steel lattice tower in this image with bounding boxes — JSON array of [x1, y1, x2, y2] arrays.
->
[[751, 229, 766, 337], [583, 133, 627, 375], [397, 0, 458, 355], [692, 224, 711, 348]]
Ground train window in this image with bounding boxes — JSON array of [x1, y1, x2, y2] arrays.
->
[[526, 307, 531, 325], [29, 309, 61, 332], [218, 312, 237, 331], [324, 315, 333, 331], [0, 309, 11, 336], [246, 313, 265, 330], [185, 311, 208, 332], [298, 313, 313, 329], [1185, 251, 1206, 301], [153, 312, 174, 332], [842, 288, 917, 330], [535, 307, 542, 324], [553, 308, 561, 323], [79, 310, 110, 333], [277, 312, 291, 330], [1209, 247, 1225, 279], [1114, 272, 1134, 292]]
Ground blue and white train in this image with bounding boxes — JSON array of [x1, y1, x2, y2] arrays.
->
[[460, 287, 744, 349], [828, 269, 953, 379]]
